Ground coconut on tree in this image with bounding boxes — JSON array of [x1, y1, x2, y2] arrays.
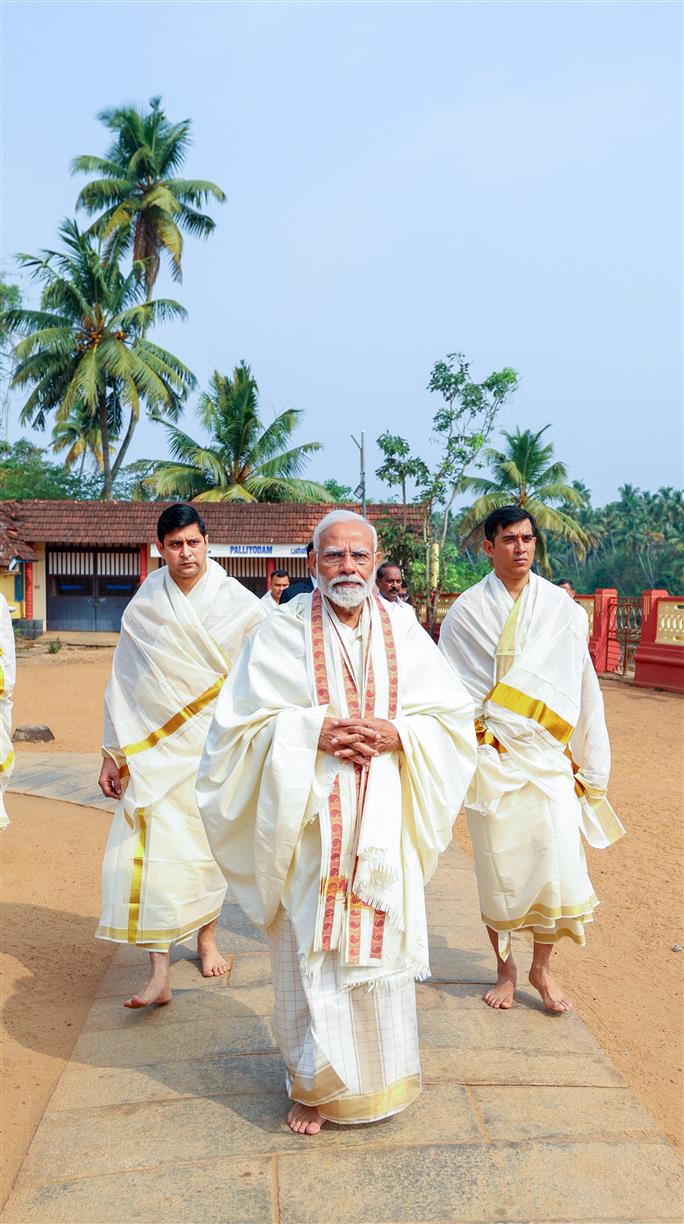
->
[[458, 425, 590, 572], [2, 219, 195, 499], [134, 361, 335, 503], [72, 96, 225, 297]]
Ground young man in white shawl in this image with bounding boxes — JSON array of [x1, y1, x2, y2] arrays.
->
[[197, 510, 477, 1135], [97, 504, 265, 1009], [439, 505, 624, 1014], [0, 593, 16, 830]]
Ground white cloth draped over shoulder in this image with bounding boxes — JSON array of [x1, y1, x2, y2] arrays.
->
[[97, 559, 265, 949], [197, 589, 477, 991], [439, 571, 625, 956], [0, 595, 16, 830]]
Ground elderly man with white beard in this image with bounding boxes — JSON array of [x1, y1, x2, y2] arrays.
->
[[197, 510, 476, 1135]]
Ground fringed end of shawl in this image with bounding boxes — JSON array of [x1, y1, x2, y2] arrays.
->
[[350, 960, 431, 993], [355, 848, 400, 882]]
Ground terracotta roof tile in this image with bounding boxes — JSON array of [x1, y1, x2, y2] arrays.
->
[[0, 500, 39, 565], [11, 500, 422, 547]]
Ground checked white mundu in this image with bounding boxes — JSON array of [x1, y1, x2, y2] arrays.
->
[[197, 586, 477, 1124]]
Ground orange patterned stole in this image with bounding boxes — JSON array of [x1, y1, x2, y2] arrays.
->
[[310, 589, 398, 964]]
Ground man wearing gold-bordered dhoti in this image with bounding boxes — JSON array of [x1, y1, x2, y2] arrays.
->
[[439, 505, 625, 1014], [197, 510, 476, 1134], [96, 504, 264, 1009], [0, 593, 16, 830]]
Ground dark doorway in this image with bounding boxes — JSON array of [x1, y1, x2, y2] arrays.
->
[[47, 548, 140, 632]]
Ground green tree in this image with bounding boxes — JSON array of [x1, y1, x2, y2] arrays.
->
[[459, 425, 589, 572], [322, 477, 354, 501], [375, 352, 519, 629], [51, 402, 115, 474], [135, 362, 336, 503], [72, 97, 225, 297], [0, 438, 103, 498], [2, 220, 195, 499]]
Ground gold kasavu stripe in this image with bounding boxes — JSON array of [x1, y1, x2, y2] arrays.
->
[[127, 809, 147, 943], [319, 1074, 421, 1124], [96, 904, 223, 947], [123, 674, 227, 758], [482, 893, 599, 932], [0, 750, 15, 774], [487, 681, 575, 746]]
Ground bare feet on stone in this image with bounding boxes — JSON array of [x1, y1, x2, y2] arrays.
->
[[197, 923, 230, 978], [123, 950, 171, 1008], [529, 965, 572, 1013], [287, 1103, 326, 1135], [483, 959, 517, 1009], [123, 975, 172, 1009]]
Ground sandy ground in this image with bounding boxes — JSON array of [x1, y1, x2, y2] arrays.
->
[[454, 677, 684, 1153], [11, 643, 114, 753], [1, 793, 115, 1207], [2, 649, 683, 1206]]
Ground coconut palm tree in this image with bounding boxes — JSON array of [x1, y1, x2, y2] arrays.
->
[[51, 402, 116, 475], [458, 425, 590, 571], [2, 219, 195, 498], [72, 97, 225, 297], [135, 362, 335, 503]]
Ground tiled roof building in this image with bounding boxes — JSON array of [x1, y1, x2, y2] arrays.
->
[[5, 499, 420, 633]]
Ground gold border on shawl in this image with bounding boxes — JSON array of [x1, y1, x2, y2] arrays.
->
[[487, 681, 574, 745], [0, 750, 15, 774], [123, 674, 227, 758], [482, 893, 599, 932], [318, 1074, 421, 1124], [96, 904, 223, 947], [127, 809, 147, 942]]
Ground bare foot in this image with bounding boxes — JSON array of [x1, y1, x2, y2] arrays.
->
[[483, 959, 517, 1009], [123, 977, 172, 1009], [529, 965, 572, 1013], [287, 1102, 326, 1135], [197, 928, 230, 978]]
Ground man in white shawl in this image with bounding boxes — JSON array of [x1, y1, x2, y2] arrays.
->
[[97, 504, 264, 1009], [1, 593, 16, 830], [439, 506, 625, 1014], [197, 510, 476, 1135]]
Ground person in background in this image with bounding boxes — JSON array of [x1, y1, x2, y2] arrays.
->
[[279, 542, 316, 604], [399, 580, 411, 604], [557, 579, 576, 599], [261, 569, 290, 611], [376, 561, 403, 604]]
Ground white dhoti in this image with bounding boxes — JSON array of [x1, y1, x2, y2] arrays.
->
[[0, 594, 16, 831], [440, 571, 624, 957], [267, 908, 421, 1124], [97, 559, 264, 950]]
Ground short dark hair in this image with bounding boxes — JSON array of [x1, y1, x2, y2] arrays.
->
[[157, 503, 207, 543], [306, 541, 314, 556], [272, 568, 289, 579], [556, 578, 574, 588], [483, 505, 538, 543], [377, 560, 402, 581]]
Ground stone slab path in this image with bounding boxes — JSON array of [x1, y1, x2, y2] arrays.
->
[[10, 753, 114, 812], [4, 771, 682, 1222]]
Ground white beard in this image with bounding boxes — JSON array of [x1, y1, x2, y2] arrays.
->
[[317, 571, 375, 609]]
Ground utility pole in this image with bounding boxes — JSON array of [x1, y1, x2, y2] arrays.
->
[[351, 430, 366, 518]]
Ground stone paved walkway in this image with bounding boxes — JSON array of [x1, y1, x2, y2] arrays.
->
[[4, 767, 682, 1222]]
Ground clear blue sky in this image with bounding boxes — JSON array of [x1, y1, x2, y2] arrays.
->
[[2, 0, 682, 505]]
